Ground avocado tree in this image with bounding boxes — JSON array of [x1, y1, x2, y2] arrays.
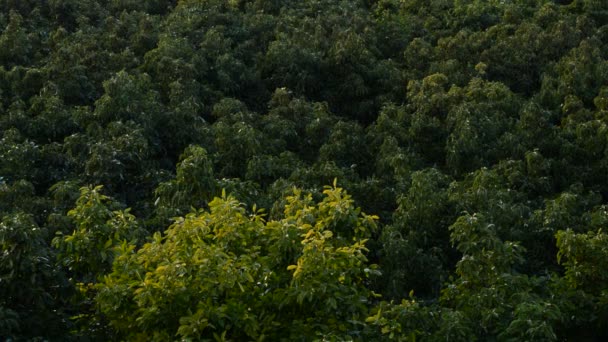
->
[[96, 184, 379, 340]]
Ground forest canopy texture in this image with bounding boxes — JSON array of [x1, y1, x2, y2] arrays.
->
[[2, 0, 608, 340]]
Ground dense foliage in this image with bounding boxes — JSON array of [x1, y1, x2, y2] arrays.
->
[[1, 0, 608, 340]]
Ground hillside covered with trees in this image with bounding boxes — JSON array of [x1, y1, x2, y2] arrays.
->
[[2, 0, 608, 340]]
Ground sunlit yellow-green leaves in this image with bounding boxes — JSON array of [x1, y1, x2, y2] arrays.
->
[[97, 185, 378, 340]]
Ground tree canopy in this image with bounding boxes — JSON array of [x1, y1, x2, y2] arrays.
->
[[1, 0, 608, 340]]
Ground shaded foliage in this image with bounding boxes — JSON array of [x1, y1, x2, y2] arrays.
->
[[1, 0, 608, 340]]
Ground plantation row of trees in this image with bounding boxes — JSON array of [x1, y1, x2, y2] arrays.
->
[[2, 0, 608, 340]]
